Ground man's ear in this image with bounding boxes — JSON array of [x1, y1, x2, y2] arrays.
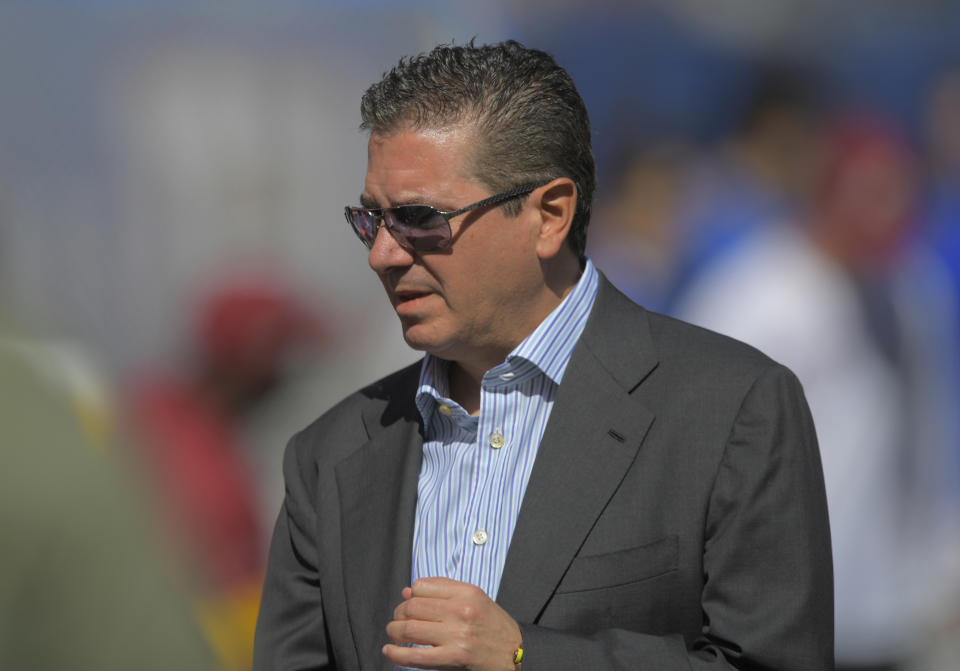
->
[[533, 178, 578, 260]]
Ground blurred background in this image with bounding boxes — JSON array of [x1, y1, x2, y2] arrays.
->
[[1, 1, 958, 669]]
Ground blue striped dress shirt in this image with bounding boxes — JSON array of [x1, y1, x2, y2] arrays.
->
[[410, 259, 600, 600]]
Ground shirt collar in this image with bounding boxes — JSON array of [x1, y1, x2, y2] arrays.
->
[[415, 258, 599, 428], [504, 257, 599, 386]]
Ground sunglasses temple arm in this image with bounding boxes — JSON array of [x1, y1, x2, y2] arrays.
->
[[443, 183, 540, 219]]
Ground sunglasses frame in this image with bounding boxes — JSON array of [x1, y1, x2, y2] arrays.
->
[[344, 183, 543, 253]]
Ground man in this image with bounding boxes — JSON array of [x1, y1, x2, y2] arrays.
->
[[0, 338, 214, 671], [254, 40, 833, 671]]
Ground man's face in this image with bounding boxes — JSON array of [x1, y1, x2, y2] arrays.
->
[[361, 125, 545, 366]]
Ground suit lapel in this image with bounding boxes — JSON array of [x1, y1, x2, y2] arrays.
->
[[497, 277, 659, 623], [336, 373, 423, 671]]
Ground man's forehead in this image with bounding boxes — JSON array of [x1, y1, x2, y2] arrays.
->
[[362, 125, 482, 204], [367, 124, 475, 158]]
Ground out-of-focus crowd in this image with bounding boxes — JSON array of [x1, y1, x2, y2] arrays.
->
[[1, 3, 959, 670], [591, 64, 960, 671]]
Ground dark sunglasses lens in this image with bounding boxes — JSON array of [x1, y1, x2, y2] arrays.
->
[[389, 206, 451, 252], [346, 208, 377, 248]]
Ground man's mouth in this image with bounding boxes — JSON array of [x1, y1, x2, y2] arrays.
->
[[393, 288, 433, 308], [395, 289, 428, 300]]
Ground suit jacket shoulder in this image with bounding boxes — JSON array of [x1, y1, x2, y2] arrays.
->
[[580, 273, 790, 403], [289, 359, 422, 469]]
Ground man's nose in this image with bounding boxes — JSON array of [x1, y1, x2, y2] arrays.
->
[[368, 224, 414, 273]]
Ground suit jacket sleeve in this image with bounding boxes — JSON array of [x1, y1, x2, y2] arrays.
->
[[517, 364, 834, 670], [254, 431, 334, 671]]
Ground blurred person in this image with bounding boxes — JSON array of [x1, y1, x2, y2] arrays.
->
[[255, 40, 832, 671], [126, 273, 319, 671], [922, 66, 960, 368], [0, 325, 213, 669], [0, 335, 115, 448], [668, 63, 824, 308], [908, 64, 960, 671], [675, 115, 960, 671], [587, 140, 691, 311], [924, 68, 960, 187]]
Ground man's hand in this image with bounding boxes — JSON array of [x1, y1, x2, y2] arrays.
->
[[382, 577, 522, 671]]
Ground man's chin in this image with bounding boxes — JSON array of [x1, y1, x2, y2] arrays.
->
[[400, 323, 454, 358], [399, 324, 434, 352]]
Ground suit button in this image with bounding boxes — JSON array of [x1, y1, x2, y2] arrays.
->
[[471, 529, 489, 546], [489, 431, 505, 449]]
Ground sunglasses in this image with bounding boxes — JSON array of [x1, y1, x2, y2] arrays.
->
[[344, 183, 542, 253]]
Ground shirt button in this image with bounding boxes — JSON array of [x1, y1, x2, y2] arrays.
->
[[489, 431, 505, 449], [499, 371, 515, 381], [471, 529, 489, 546], [439, 404, 453, 415]]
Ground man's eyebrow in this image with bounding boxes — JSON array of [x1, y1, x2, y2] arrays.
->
[[359, 193, 448, 209]]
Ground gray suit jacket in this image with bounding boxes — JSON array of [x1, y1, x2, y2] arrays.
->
[[254, 276, 834, 670]]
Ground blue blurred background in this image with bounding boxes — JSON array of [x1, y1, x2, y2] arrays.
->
[[1, 2, 959, 670]]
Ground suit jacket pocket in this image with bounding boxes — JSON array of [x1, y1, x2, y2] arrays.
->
[[556, 535, 678, 594]]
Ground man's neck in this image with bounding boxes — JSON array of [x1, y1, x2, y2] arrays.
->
[[448, 361, 485, 415], [446, 268, 584, 415], [438, 252, 585, 415]]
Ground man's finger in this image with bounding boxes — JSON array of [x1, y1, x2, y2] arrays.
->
[[385, 618, 443, 646], [410, 576, 483, 599], [393, 594, 448, 622], [382, 643, 435, 670], [383, 642, 467, 670]]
